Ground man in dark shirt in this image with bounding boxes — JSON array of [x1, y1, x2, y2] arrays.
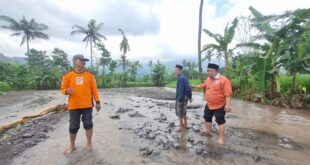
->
[[175, 64, 192, 132]]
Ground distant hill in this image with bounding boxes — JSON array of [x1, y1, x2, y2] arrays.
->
[[0, 53, 26, 65]]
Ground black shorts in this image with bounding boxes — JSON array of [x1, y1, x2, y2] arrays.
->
[[69, 107, 93, 134], [203, 104, 226, 125]]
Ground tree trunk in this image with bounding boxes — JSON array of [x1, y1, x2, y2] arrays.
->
[[198, 0, 204, 83], [90, 41, 93, 71], [224, 52, 231, 69], [26, 37, 32, 75], [102, 66, 105, 76], [270, 73, 277, 99], [122, 54, 126, 74], [26, 38, 30, 55], [290, 70, 297, 96]]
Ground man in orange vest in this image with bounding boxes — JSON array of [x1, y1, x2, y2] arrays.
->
[[191, 63, 232, 145], [61, 54, 101, 155]]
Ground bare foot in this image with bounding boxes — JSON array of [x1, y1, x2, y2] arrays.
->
[[64, 146, 76, 155], [216, 138, 225, 145], [177, 127, 185, 132], [202, 130, 212, 136], [184, 125, 189, 129], [86, 143, 93, 152]]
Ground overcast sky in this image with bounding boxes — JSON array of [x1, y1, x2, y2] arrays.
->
[[0, 0, 309, 63]]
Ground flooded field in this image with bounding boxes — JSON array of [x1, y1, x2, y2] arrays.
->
[[0, 87, 310, 165]]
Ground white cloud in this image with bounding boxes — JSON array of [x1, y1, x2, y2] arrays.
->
[[1, 0, 309, 63], [201, 0, 310, 49]]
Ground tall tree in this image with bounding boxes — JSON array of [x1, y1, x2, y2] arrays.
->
[[119, 28, 130, 73], [148, 60, 153, 70], [108, 60, 118, 78], [71, 19, 106, 70], [25, 49, 49, 75], [197, 0, 204, 82], [26, 49, 49, 68], [97, 43, 111, 75], [129, 60, 142, 81], [0, 15, 49, 54], [151, 60, 166, 87], [51, 48, 70, 73]]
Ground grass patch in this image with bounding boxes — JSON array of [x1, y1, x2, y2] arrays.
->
[[165, 79, 202, 88], [279, 75, 310, 94], [98, 80, 155, 88]]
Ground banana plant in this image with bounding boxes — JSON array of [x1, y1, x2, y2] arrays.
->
[[237, 7, 310, 98], [202, 17, 239, 69]]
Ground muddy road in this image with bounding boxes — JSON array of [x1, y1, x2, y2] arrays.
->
[[0, 87, 310, 165]]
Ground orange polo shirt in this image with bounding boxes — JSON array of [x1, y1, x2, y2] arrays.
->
[[199, 74, 232, 110], [61, 70, 100, 110]]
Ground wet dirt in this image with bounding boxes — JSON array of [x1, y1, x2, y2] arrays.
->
[[0, 87, 310, 165], [0, 90, 66, 126]]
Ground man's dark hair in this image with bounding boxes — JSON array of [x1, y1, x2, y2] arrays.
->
[[175, 64, 183, 70]]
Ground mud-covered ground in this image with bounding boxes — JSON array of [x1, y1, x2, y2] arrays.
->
[[1, 87, 310, 165], [0, 111, 67, 165]]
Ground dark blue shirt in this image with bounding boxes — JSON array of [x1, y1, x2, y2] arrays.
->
[[176, 74, 192, 102]]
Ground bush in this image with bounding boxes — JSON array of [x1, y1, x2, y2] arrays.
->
[[0, 81, 11, 92], [151, 62, 167, 87]]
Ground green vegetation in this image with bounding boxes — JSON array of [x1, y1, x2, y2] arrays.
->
[[0, 81, 11, 93], [166, 79, 201, 88], [0, 6, 309, 109]]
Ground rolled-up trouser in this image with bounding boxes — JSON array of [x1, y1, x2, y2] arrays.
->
[[175, 100, 188, 118]]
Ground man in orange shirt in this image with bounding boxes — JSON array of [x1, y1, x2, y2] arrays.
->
[[61, 54, 101, 155], [191, 63, 232, 145]]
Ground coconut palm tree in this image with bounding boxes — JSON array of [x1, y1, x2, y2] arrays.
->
[[71, 19, 106, 70], [0, 15, 49, 54], [118, 28, 130, 73]]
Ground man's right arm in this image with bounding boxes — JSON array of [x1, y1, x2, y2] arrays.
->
[[191, 83, 206, 90], [61, 74, 69, 95]]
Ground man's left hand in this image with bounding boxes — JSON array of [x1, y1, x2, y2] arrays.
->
[[95, 104, 101, 112], [224, 104, 231, 112]]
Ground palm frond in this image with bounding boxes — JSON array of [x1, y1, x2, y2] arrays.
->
[[70, 25, 88, 35], [224, 17, 238, 43], [249, 6, 275, 34], [0, 15, 20, 29], [202, 43, 221, 52], [20, 35, 26, 46], [33, 31, 49, 40], [203, 29, 222, 43], [96, 33, 107, 40], [10, 32, 22, 36]]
